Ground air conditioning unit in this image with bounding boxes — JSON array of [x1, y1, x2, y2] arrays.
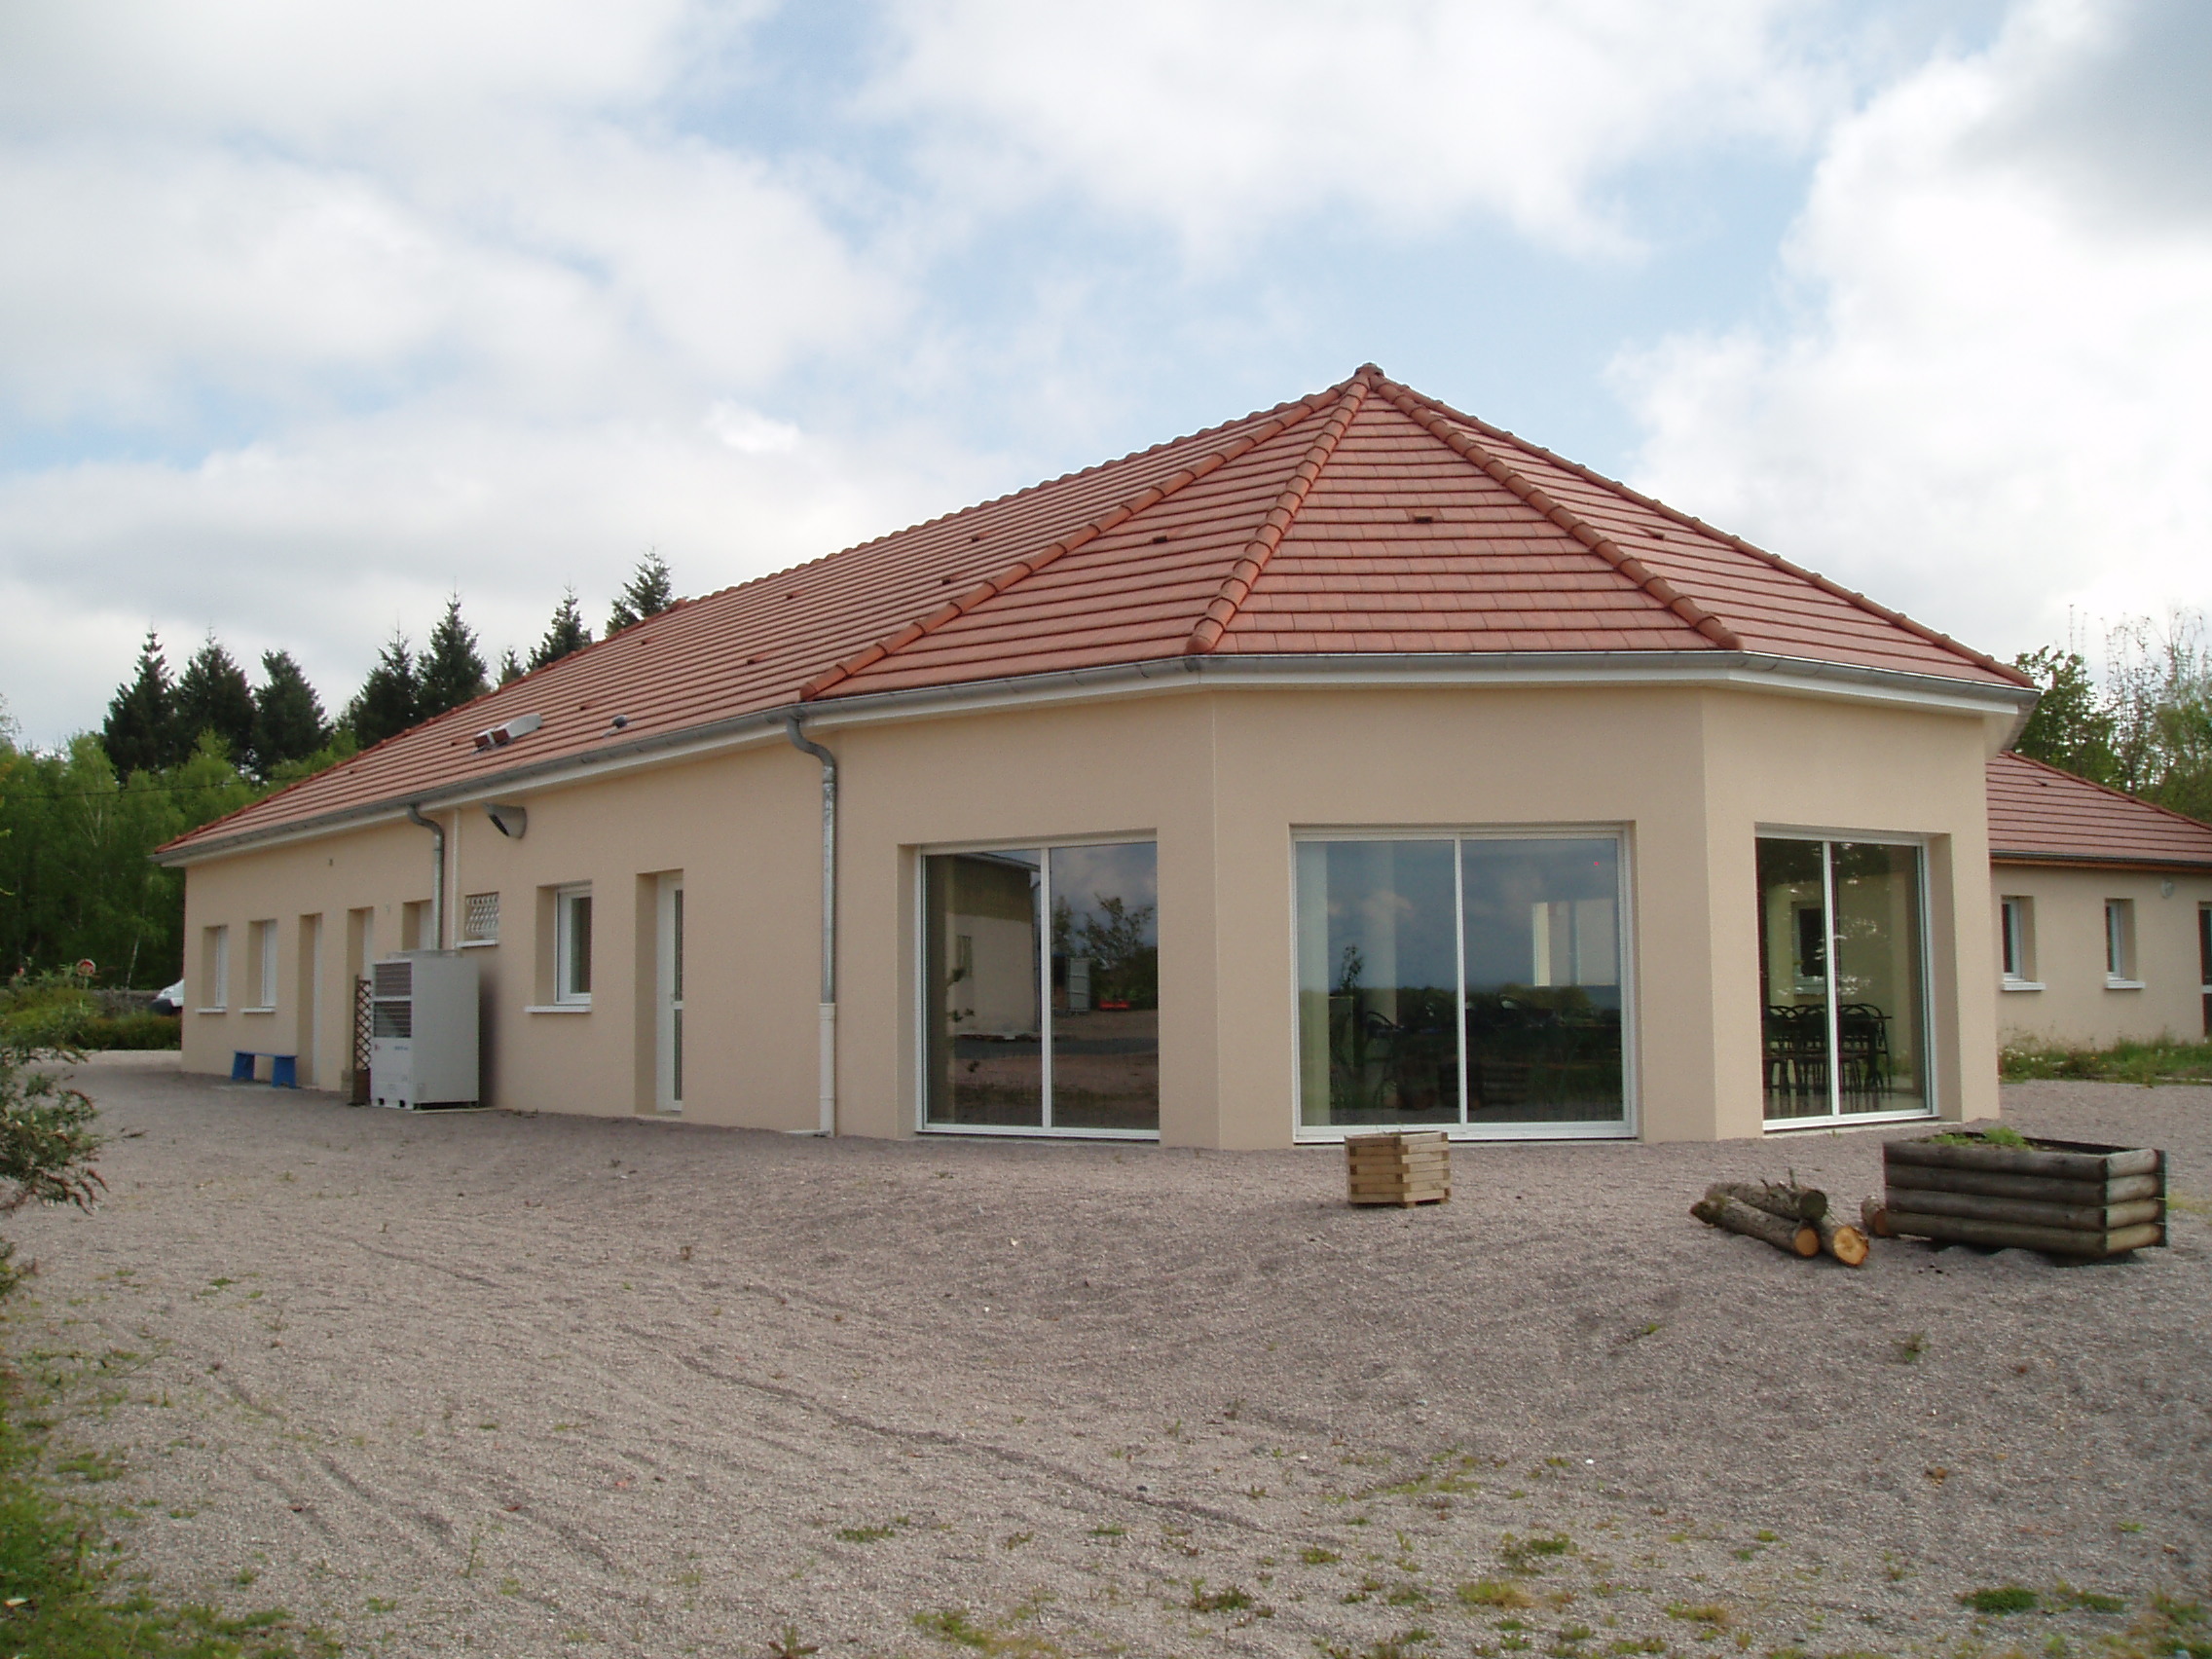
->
[[370, 951, 481, 1109]]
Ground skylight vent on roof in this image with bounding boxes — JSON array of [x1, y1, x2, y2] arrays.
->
[[473, 713, 542, 753]]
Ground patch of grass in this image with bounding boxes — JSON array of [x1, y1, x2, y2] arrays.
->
[[2065, 1591, 2125, 1614], [1498, 1532, 1575, 1574], [2000, 1037, 2212, 1085], [1088, 1525, 1125, 1538], [767, 1628, 819, 1659], [1459, 1581, 1535, 1610], [1187, 1579, 1253, 1613], [1960, 1586, 2041, 1614], [911, 1603, 1066, 1657], [1928, 1124, 2031, 1147], [1301, 1545, 1341, 1566], [832, 1522, 899, 1544], [1892, 1332, 1927, 1365], [1665, 1603, 1733, 1628], [0, 1368, 330, 1657]]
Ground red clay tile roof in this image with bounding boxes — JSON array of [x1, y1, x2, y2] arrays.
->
[[1987, 751, 2212, 869], [165, 365, 2028, 857]]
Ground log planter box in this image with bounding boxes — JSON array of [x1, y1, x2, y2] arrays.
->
[[1883, 1133, 2166, 1258], [1346, 1131, 1451, 1208]]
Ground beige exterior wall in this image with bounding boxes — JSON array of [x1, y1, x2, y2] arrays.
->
[[178, 677, 2008, 1143], [1989, 864, 2212, 1049], [182, 748, 826, 1128]]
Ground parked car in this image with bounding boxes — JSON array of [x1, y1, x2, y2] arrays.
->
[[151, 979, 186, 1015]]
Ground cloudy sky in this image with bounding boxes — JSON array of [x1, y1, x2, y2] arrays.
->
[[2, 0, 2206, 747]]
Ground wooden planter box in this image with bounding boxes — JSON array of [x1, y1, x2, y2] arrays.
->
[[1883, 1133, 2166, 1258], [1346, 1131, 1451, 1207]]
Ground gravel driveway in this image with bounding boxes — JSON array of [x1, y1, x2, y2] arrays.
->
[[10, 1063, 2207, 1657]]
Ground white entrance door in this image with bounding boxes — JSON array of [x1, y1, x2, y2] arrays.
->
[[655, 875, 684, 1113]]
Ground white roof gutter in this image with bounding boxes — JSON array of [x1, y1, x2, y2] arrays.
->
[[159, 649, 2036, 866]]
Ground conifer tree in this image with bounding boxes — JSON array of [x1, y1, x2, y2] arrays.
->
[[498, 649, 525, 685], [607, 551, 675, 634], [101, 631, 178, 778], [418, 594, 490, 719], [249, 650, 331, 777], [528, 587, 593, 671], [171, 636, 257, 763], [345, 629, 421, 748]]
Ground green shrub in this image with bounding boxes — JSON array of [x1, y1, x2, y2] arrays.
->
[[75, 1014, 180, 1052]]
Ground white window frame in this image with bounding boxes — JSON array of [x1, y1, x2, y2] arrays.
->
[[912, 832, 1161, 1141], [555, 884, 593, 1007], [654, 874, 683, 1113], [1757, 828, 1937, 1132], [241, 918, 278, 1013], [2105, 899, 2142, 990], [199, 924, 230, 1013], [1999, 897, 2041, 991], [1287, 825, 1639, 1144]]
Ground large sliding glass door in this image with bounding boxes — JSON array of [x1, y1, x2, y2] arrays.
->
[[1756, 835, 1931, 1125], [1295, 833, 1631, 1137], [922, 842, 1159, 1135]]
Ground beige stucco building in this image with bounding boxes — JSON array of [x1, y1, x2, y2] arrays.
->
[[1985, 752, 2212, 1050], [164, 367, 2044, 1145]]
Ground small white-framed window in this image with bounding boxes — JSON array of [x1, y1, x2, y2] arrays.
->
[[556, 885, 593, 1005], [247, 919, 278, 1010], [2105, 899, 2140, 989], [1999, 897, 2040, 989], [461, 892, 500, 947], [200, 925, 230, 1011]]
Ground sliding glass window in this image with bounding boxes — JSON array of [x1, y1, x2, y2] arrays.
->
[[1756, 836, 1931, 1124], [1295, 833, 1630, 1137], [923, 842, 1159, 1135]]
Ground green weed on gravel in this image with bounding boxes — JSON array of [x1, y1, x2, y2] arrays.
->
[[2000, 1037, 2212, 1085]]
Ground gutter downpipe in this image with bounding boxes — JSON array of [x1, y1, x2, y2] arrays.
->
[[784, 714, 836, 1136], [404, 803, 445, 950]]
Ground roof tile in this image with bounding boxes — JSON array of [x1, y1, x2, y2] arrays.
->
[[167, 366, 2026, 853]]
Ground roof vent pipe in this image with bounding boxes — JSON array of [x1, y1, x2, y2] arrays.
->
[[785, 714, 836, 1137], [404, 804, 446, 950]]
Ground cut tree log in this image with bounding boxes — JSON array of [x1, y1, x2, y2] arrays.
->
[[1691, 1193, 1819, 1257], [1812, 1210, 1869, 1267], [1708, 1179, 1827, 1223], [1861, 1197, 1896, 1238]]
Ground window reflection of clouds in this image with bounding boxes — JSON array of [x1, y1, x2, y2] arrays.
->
[[1049, 841, 1157, 934]]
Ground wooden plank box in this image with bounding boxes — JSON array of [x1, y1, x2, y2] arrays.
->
[[1884, 1133, 2166, 1258], [1346, 1131, 1451, 1207]]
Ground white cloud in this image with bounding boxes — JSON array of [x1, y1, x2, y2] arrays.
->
[[866, 0, 1845, 257], [0, 408, 984, 741], [0, 1, 915, 744], [1616, 0, 2212, 659]]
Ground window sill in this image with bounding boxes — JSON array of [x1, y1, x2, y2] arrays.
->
[[240, 1006, 276, 1015], [524, 1002, 591, 1014], [2105, 977, 2145, 991], [2000, 978, 2045, 993], [195, 1007, 228, 1015], [457, 939, 498, 950]]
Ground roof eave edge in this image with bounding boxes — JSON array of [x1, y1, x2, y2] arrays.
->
[[163, 650, 2035, 865], [1989, 851, 2212, 873]]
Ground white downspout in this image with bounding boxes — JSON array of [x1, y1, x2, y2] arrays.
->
[[404, 803, 445, 950], [784, 715, 836, 1136]]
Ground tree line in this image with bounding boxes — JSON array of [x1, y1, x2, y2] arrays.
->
[[1, 556, 675, 986], [2009, 614, 2212, 823]]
